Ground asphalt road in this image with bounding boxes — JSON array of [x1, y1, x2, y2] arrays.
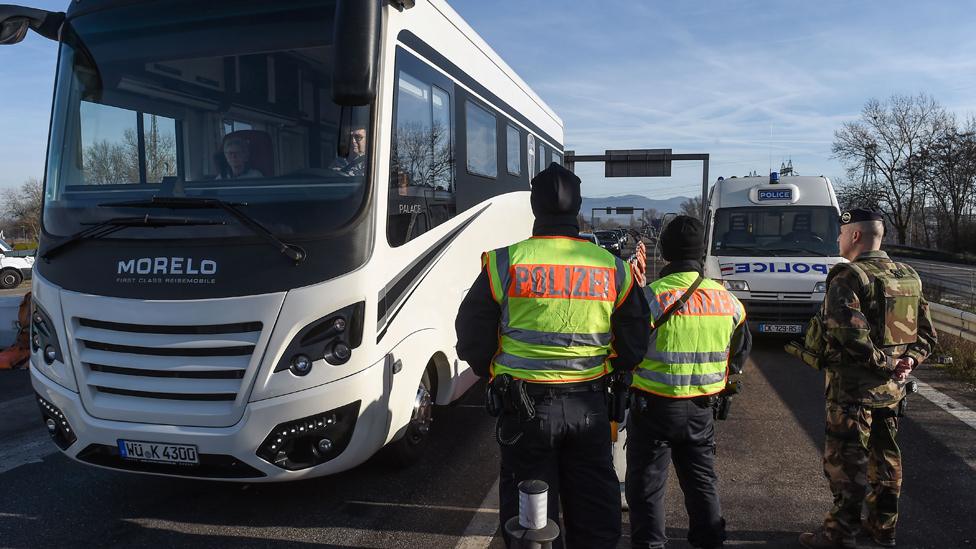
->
[[2, 339, 975, 548]]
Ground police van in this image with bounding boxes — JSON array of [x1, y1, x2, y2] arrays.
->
[[704, 173, 844, 335]]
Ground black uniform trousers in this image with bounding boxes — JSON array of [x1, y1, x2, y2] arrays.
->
[[625, 392, 726, 549], [498, 384, 620, 549]]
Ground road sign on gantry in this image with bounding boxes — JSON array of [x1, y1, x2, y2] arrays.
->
[[605, 149, 672, 178]]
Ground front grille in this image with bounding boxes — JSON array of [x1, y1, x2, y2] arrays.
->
[[741, 300, 820, 323], [73, 317, 262, 425]]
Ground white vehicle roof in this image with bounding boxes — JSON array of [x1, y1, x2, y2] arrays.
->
[[709, 175, 839, 210], [409, 0, 564, 147]]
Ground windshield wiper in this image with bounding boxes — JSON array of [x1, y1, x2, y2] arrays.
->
[[764, 246, 829, 257], [100, 196, 306, 263], [42, 216, 225, 261], [716, 244, 778, 257]]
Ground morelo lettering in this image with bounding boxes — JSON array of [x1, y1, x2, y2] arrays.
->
[[118, 257, 218, 276]]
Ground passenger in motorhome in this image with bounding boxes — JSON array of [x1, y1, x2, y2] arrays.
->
[[218, 136, 264, 179], [331, 124, 368, 176]]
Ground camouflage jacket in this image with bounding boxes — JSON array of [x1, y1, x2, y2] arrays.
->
[[817, 250, 937, 406]]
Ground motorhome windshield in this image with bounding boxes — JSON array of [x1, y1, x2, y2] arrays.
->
[[711, 206, 839, 257], [43, 0, 371, 240]]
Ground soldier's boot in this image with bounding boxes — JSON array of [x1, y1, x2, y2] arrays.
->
[[799, 528, 856, 549], [861, 522, 896, 547]]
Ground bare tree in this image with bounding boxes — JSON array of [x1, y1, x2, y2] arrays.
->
[[1, 178, 43, 242], [832, 94, 944, 245], [82, 116, 176, 184], [391, 121, 453, 191], [914, 115, 976, 252], [679, 196, 703, 219]]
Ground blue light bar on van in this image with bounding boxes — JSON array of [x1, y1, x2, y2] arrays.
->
[[770, 171, 780, 184]]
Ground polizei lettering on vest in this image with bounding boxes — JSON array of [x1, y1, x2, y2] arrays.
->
[[510, 264, 616, 301], [117, 258, 218, 276]]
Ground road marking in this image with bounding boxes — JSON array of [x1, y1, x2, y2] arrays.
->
[[0, 429, 53, 475], [454, 479, 499, 549], [344, 499, 495, 514], [0, 394, 34, 414], [914, 379, 976, 431], [0, 394, 57, 475]]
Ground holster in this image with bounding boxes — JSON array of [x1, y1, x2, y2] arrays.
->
[[712, 379, 742, 421], [486, 374, 536, 421], [607, 371, 632, 423]]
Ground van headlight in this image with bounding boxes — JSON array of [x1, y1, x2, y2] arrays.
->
[[722, 280, 750, 292], [813, 281, 828, 293]]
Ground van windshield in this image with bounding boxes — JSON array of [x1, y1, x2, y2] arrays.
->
[[43, 0, 372, 240], [711, 206, 839, 257]]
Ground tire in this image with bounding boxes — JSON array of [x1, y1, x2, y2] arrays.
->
[[0, 269, 22, 289], [385, 368, 435, 467]]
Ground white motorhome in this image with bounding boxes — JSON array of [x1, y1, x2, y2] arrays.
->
[[0, 238, 34, 289], [5, 0, 563, 480], [704, 173, 844, 335]]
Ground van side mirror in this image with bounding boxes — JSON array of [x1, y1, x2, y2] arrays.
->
[[0, 5, 64, 44], [331, 0, 380, 106]]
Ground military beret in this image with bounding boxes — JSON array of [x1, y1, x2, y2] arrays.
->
[[839, 207, 883, 225]]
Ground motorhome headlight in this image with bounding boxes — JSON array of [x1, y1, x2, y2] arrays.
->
[[275, 302, 365, 376], [813, 281, 828, 293], [30, 301, 63, 364], [256, 401, 361, 470], [36, 393, 76, 450], [722, 280, 750, 292]]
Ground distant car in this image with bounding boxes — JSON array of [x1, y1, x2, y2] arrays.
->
[[579, 232, 601, 246], [594, 230, 623, 255], [0, 238, 34, 289]]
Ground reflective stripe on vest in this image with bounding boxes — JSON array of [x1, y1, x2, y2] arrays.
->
[[483, 236, 633, 383], [633, 271, 744, 398]]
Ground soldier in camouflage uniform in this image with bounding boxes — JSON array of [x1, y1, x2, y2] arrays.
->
[[799, 208, 937, 549]]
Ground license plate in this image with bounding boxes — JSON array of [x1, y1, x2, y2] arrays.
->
[[118, 439, 199, 466], [759, 323, 803, 334]]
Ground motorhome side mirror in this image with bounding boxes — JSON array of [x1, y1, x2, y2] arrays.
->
[[0, 17, 28, 44], [331, 0, 380, 106], [0, 5, 64, 44]]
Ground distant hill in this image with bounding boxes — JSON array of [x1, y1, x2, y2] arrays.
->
[[581, 195, 689, 219]]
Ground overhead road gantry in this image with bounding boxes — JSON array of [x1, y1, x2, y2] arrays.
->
[[564, 149, 710, 219]]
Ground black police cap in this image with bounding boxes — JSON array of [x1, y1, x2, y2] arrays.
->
[[839, 207, 883, 225]]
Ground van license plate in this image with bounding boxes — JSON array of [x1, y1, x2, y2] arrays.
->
[[118, 439, 199, 465], [759, 323, 803, 334]]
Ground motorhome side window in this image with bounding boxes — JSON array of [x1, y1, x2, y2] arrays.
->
[[552, 151, 562, 166], [466, 101, 497, 178], [78, 103, 181, 184], [527, 134, 536, 179], [506, 124, 521, 176], [388, 70, 457, 247], [537, 142, 545, 173]]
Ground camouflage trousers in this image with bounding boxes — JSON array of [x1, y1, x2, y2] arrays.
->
[[822, 401, 902, 540]]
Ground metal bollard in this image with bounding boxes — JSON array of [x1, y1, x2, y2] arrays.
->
[[504, 480, 560, 549]]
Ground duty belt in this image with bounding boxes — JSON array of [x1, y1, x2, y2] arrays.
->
[[523, 377, 606, 397]]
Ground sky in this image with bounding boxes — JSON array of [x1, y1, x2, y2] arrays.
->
[[3, 0, 976, 200]]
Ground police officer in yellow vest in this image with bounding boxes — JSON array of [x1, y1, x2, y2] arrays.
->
[[456, 163, 650, 549], [626, 216, 751, 549]]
